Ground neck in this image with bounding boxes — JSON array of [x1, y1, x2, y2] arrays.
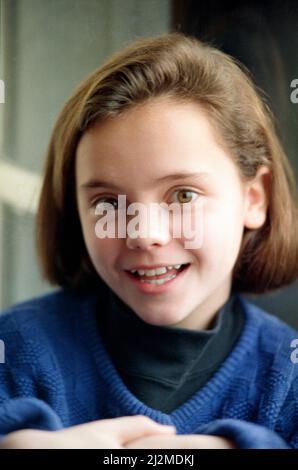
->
[[170, 281, 232, 330]]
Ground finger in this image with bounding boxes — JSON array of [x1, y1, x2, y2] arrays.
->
[[126, 435, 188, 449], [126, 434, 236, 449], [99, 415, 176, 444]]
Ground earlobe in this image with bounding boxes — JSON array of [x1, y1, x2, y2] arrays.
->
[[244, 166, 270, 230]]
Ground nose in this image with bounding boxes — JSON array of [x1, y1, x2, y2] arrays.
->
[[126, 204, 171, 250], [126, 234, 169, 250]]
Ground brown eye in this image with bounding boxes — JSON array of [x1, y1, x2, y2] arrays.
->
[[174, 189, 197, 204]]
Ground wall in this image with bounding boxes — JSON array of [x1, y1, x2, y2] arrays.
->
[[0, 0, 171, 309]]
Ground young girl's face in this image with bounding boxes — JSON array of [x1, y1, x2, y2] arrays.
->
[[76, 98, 267, 330]]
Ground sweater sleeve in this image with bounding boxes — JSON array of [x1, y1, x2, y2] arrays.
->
[[0, 312, 64, 438], [195, 372, 298, 449], [196, 418, 290, 449], [0, 397, 63, 438]]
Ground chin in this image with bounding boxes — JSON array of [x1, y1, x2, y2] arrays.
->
[[136, 309, 186, 327]]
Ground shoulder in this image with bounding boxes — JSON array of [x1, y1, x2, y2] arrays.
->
[[238, 296, 298, 374], [0, 288, 97, 327], [240, 297, 298, 339], [239, 299, 298, 445], [0, 288, 99, 359]]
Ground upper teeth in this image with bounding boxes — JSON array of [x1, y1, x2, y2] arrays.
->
[[130, 264, 183, 276]]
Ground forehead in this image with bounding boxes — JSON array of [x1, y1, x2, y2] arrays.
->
[[75, 99, 234, 185]]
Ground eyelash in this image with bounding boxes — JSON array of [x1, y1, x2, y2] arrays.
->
[[91, 188, 200, 210]]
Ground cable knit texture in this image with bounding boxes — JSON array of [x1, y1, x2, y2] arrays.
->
[[0, 288, 297, 448]]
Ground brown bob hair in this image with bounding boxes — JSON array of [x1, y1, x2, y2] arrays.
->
[[36, 32, 298, 294]]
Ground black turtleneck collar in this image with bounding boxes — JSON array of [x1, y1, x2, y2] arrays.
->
[[97, 289, 244, 413]]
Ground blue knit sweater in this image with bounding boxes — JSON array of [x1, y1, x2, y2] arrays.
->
[[0, 288, 298, 449]]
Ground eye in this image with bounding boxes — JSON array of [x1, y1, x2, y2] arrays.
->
[[93, 197, 118, 213], [172, 189, 199, 204]]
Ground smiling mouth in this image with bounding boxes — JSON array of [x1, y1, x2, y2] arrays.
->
[[127, 263, 190, 285]]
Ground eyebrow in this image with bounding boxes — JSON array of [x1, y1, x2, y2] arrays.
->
[[79, 172, 211, 191]]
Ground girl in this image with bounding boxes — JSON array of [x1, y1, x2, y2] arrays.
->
[[0, 32, 298, 449]]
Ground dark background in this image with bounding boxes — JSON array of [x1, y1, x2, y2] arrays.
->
[[172, 0, 298, 328]]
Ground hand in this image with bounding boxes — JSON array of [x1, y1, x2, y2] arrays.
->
[[0, 415, 176, 449], [126, 433, 236, 449]]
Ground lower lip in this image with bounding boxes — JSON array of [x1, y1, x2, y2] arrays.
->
[[124, 265, 190, 295]]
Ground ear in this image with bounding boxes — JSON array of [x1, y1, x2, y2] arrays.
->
[[244, 166, 270, 229]]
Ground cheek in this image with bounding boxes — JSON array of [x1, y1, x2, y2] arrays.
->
[[80, 215, 120, 270], [193, 201, 245, 267], [88, 237, 120, 269]]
